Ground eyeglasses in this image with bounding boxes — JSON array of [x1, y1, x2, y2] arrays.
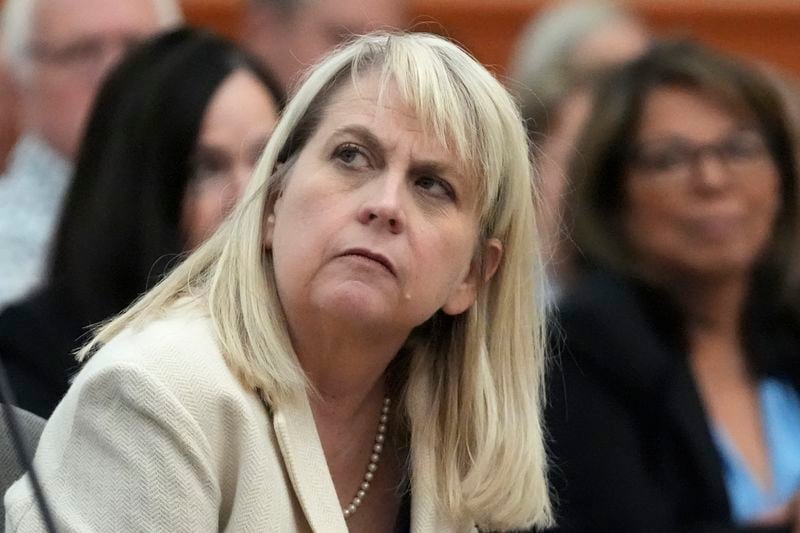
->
[[28, 33, 143, 74], [628, 129, 771, 183]]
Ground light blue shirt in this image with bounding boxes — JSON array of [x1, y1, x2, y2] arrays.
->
[[0, 135, 72, 308], [713, 378, 800, 524]]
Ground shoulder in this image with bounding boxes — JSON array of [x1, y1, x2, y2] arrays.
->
[[554, 269, 653, 356], [556, 270, 644, 326], [551, 269, 682, 395], [0, 288, 82, 360], [0, 290, 83, 416], [6, 306, 298, 531], [74, 307, 266, 436], [48, 306, 278, 494], [92, 308, 228, 379]]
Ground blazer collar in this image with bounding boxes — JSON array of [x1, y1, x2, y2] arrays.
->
[[272, 392, 348, 533], [662, 364, 731, 519], [272, 390, 471, 532]]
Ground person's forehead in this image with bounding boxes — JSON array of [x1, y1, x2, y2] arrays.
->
[[637, 86, 744, 139], [327, 77, 413, 118], [200, 71, 278, 138], [34, 0, 161, 42], [313, 77, 475, 187], [320, 78, 442, 150]]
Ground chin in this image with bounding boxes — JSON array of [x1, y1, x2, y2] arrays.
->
[[674, 255, 756, 281], [313, 282, 394, 327]]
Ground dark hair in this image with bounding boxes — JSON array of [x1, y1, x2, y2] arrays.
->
[[48, 27, 284, 326], [568, 38, 800, 300]]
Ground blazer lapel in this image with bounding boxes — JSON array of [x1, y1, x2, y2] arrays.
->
[[662, 363, 730, 519], [272, 393, 349, 533]]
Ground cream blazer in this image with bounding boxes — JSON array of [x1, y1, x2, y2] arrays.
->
[[5, 312, 472, 532]]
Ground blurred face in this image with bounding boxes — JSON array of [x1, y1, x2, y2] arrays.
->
[[265, 75, 501, 337], [253, 0, 407, 89], [623, 87, 781, 282], [23, 0, 163, 159], [181, 70, 280, 249], [572, 18, 649, 71]]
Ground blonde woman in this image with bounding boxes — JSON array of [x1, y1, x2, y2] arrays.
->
[[5, 32, 552, 532]]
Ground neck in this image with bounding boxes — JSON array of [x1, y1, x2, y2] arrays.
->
[[665, 272, 749, 338], [666, 272, 752, 380], [290, 315, 407, 421], [289, 315, 406, 515]]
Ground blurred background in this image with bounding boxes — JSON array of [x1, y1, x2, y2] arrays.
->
[[176, 0, 800, 77], [1, 0, 799, 170]]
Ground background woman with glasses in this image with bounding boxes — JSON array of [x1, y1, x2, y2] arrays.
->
[[547, 39, 800, 531]]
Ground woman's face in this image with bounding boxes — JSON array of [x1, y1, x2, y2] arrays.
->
[[265, 74, 501, 338], [623, 86, 781, 282], [181, 70, 280, 248]]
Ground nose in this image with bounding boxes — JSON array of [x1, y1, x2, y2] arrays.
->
[[692, 152, 730, 192], [357, 173, 406, 234]]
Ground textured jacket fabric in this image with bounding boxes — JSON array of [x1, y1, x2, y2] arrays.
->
[[0, 405, 46, 527], [4, 310, 469, 532], [545, 270, 800, 533]]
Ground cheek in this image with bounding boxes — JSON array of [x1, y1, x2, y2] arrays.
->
[[753, 171, 781, 219], [746, 173, 782, 247], [181, 183, 230, 245], [270, 190, 343, 285], [41, 75, 94, 112], [624, 188, 681, 250], [410, 224, 475, 296]]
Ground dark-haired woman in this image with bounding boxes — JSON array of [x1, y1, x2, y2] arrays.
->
[[0, 27, 283, 418], [548, 39, 800, 532]]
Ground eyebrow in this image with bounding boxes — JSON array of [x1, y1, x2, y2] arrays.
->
[[637, 126, 761, 145], [332, 125, 386, 166], [330, 124, 460, 179]]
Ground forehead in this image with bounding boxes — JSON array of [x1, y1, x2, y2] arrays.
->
[[637, 86, 745, 141], [34, 0, 160, 42], [316, 75, 460, 164], [200, 71, 278, 140]]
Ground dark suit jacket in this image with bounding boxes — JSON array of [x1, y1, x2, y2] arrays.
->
[[0, 285, 88, 418], [545, 270, 800, 533]]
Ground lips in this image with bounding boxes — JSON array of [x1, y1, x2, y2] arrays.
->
[[684, 212, 741, 240], [338, 248, 396, 276]]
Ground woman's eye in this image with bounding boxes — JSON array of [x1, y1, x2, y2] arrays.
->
[[192, 151, 229, 182], [334, 144, 370, 168], [416, 175, 455, 201]]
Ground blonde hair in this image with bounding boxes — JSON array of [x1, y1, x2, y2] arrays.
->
[[82, 32, 552, 530]]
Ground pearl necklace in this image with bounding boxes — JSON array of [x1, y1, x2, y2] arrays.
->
[[343, 396, 391, 519]]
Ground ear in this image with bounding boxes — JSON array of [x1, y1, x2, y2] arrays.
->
[[263, 163, 289, 250], [442, 238, 503, 316], [263, 213, 276, 249]]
